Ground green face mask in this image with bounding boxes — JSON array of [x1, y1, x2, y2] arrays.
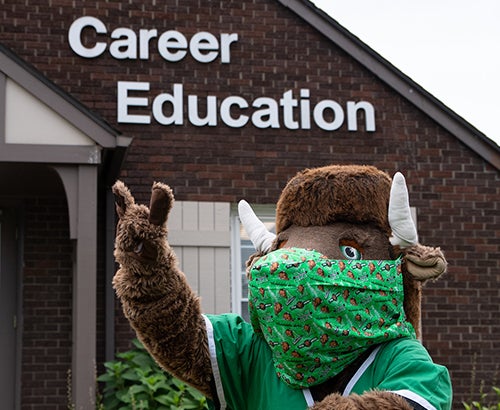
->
[[248, 247, 415, 389]]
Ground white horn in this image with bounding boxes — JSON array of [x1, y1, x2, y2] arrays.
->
[[388, 172, 418, 248], [238, 200, 276, 253]]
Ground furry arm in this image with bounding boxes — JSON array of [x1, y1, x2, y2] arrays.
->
[[310, 391, 413, 410], [112, 181, 214, 397]]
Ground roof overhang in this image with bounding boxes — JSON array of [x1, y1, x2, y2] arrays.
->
[[0, 43, 131, 173], [278, 0, 500, 170]]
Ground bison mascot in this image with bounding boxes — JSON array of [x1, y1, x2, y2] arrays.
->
[[112, 164, 452, 410]]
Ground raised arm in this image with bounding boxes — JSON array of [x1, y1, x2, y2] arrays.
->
[[112, 181, 214, 397]]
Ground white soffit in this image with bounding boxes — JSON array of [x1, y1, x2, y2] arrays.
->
[[5, 78, 95, 146]]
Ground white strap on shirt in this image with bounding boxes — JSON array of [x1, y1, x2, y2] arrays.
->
[[343, 345, 382, 396], [390, 389, 437, 410], [202, 314, 227, 409], [341, 345, 437, 410], [303, 346, 381, 406], [302, 388, 315, 407]]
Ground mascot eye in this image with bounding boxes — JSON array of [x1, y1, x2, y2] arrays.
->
[[340, 245, 362, 260], [339, 239, 364, 260]]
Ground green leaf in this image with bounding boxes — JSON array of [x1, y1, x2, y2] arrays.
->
[[117, 351, 136, 361], [132, 338, 145, 350], [183, 403, 206, 409], [103, 394, 121, 409], [134, 359, 155, 372], [122, 369, 142, 382], [116, 390, 133, 404], [155, 394, 176, 406], [129, 384, 149, 395], [172, 377, 187, 390], [97, 373, 115, 383]]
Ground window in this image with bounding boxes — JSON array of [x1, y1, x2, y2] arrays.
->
[[231, 205, 275, 322]]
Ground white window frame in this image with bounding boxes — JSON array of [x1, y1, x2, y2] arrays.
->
[[230, 204, 275, 321]]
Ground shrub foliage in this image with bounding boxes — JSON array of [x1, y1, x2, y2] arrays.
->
[[98, 339, 209, 410]]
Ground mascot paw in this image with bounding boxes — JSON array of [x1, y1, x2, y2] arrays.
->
[[404, 244, 447, 281], [309, 391, 412, 410], [112, 180, 175, 268]]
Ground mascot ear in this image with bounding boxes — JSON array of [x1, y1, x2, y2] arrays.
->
[[149, 182, 174, 227], [112, 180, 135, 219], [405, 244, 447, 281]]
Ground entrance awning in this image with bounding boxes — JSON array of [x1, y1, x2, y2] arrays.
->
[[0, 43, 131, 409]]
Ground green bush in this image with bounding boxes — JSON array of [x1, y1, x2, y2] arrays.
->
[[463, 385, 500, 410], [97, 339, 209, 410]]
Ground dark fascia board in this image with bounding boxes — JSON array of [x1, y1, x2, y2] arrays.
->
[[278, 0, 500, 170], [0, 43, 129, 150]]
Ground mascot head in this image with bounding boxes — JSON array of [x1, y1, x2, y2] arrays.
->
[[239, 164, 446, 389]]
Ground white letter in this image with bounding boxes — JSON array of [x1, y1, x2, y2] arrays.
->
[[188, 95, 217, 126], [152, 84, 184, 125], [68, 16, 107, 58], [220, 33, 238, 63], [139, 29, 158, 59], [158, 30, 187, 62], [190, 32, 219, 63], [117, 81, 150, 124], [220, 96, 249, 128], [300, 89, 311, 129], [313, 100, 344, 131], [110, 28, 137, 59], [280, 90, 299, 129], [252, 97, 279, 128], [347, 101, 376, 132]]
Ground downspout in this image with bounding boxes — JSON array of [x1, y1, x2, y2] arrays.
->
[[102, 137, 132, 361]]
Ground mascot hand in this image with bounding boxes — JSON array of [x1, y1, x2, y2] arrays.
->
[[111, 181, 213, 398], [112, 181, 174, 273], [310, 391, 412, 410], [404, 244, 447, 281]]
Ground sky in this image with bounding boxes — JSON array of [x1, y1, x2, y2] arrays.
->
[[310, 0, 500, 147]]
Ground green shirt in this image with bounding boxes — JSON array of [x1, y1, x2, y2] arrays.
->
[[204, 314, 452, 410]]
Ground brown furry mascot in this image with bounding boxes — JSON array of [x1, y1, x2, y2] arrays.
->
[[112, 164, 452, 410]]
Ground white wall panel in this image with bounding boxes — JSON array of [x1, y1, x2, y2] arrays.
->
[[168, 201, 231, 314]]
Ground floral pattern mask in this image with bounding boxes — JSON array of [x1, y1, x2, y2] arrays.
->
[[248, 247, 416, 389]]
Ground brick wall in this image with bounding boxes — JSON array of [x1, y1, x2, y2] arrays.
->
[[1, 1, 499, 408], [21, 194, 72, 410]]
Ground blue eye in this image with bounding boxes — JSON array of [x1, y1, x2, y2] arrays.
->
[[340, 245, 362, 260]]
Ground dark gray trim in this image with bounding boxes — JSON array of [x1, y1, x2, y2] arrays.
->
[[278, 0, 500, 170], [15, 205, 24, 410], [0, 44, 120, 148], [0, 143, 101, 165], [71, 165, 98, 409], [53, 166, 79, 239], [0, 72, 5, 144], [101, 142, 132, 186], [0, 201, 24, 410], [105, 189, 116, 362]]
